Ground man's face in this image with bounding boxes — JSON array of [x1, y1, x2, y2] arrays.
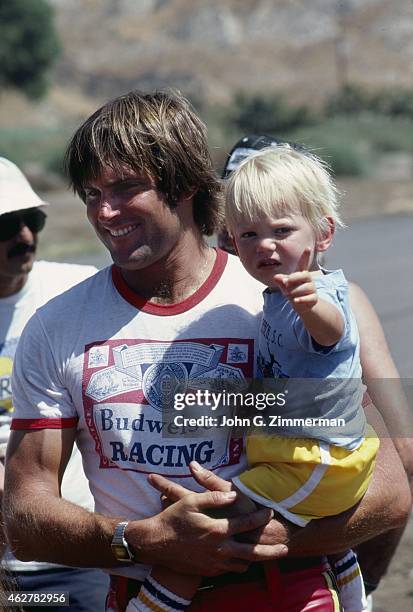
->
[[0, 208, 44, 285], [83, 167, 187, 271]]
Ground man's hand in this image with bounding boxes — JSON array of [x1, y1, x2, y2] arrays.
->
[[146, 471, 288, 575], [185, 462, 297, 547]]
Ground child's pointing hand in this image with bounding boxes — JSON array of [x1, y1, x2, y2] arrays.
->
[[272, 248, 318, 315]]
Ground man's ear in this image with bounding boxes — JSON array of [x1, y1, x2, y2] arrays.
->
[[179, 189, 197, 204], [316, 216, 335, 252]]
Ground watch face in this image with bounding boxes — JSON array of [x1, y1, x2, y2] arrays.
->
[[112, 544, 129, 561]]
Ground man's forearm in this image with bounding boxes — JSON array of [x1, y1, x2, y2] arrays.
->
[[355, 436, 413, 588], [5, 464, 285, 575], [3, 428, 156, 567], [356, 525, 408, 589], [5, 486, 153, 567]]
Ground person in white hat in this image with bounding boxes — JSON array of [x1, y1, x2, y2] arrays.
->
[[0, 158, 109, 610], [0, 158, 49, 294]]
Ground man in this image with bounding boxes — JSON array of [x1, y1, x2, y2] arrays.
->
[[3, 92, 410, 612], [0, 157, 108, 610]]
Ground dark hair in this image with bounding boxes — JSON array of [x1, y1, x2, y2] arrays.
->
[[64, 89, 223, 235]]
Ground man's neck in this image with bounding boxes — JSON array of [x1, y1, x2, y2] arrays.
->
[[119, 238, 216, 305], [0, 273, 29, 299]]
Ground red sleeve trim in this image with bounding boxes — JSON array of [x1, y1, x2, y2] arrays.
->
[[11, 417, 78, 431], [112, 248, 228, 316]]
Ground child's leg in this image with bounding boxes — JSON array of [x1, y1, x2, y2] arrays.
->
[[126, 566, 199, 612], [331, 549, 368, 612]]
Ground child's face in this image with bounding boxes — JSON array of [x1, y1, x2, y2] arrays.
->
[[232, 213, 319, 287]]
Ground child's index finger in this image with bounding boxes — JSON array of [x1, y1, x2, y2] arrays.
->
[[272, 274, 288, 293], [272, 274, 289, 290], [298, 248, 312, 272]]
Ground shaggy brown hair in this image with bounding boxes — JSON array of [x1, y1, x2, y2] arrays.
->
[[64, 90, 223, 235]]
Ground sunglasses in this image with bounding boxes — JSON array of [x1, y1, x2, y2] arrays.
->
[[0, 208, 47, 242]]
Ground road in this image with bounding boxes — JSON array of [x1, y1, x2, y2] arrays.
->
[[327, 213, 413, 378]]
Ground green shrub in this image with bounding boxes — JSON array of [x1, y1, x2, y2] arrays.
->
[[319, 141, 367, 176], [227, 92, 315, 135], [365, 116, 413, 153], [325, 85, 372, 116], [0, 0, 61, 99], [286, 117, 372, 177], [326, 84, 413, 119], [370, 89, 413, 118]]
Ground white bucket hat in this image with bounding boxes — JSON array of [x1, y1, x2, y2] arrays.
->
[[0, 157, 49, 216]]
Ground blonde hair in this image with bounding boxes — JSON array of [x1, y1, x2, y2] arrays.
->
[[225, 145, 343, 238]]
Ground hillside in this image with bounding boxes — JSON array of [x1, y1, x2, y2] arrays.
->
[[1, 0, 412, 127], [50, 0, 413, 104]]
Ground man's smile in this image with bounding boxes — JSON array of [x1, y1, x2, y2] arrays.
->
[[108, 224, 139, 238]]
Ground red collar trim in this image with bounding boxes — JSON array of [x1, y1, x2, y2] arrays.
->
[[111, 249, 228, 316]]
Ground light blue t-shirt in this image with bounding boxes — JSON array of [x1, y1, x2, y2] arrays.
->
[[257, 269, 365, 449]]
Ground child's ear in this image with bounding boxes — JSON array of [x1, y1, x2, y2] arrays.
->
[[316, 216, 335, 252], [231, 236, 239, 256]]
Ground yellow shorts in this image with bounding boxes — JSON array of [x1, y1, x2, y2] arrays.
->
[[233, 425, 379, 526]]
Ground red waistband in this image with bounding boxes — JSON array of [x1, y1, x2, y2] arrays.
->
[[107, 557, 327, 611]]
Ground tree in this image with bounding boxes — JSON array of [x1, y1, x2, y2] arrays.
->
[[325, 84, 372, 116], [228, 92, 314, 135], [0, 0, 60, 99]]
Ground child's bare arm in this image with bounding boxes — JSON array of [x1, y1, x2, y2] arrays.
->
[[297, 292, 344, 347]]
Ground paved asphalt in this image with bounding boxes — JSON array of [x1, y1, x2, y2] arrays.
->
[[327, 213, 413, 378]]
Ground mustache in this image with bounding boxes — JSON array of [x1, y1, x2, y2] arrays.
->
[[7, 243, 36, 258]]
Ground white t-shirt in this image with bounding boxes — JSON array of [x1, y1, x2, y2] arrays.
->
[[11, 250, 263, 580], [1, 260, 97, 571]]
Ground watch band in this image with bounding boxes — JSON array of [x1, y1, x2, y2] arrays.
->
[[111, 521, 135, 564]]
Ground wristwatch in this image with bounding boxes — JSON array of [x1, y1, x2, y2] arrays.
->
[[111, 521, 135, 563]]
